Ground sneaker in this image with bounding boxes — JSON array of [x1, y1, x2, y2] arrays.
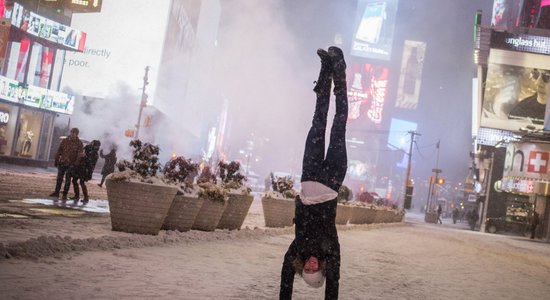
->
[[97, 184, 102, 188], [61, 194, 68, 201], [328, 46, 346, 71], [69, 196, 79, 201], [49, 192, 60, 197]]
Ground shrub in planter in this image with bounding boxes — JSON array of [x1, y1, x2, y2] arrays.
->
[[262, 174, 297, 228], [161, 156, 203, 232], [192, 179, 228, 231], [106, 140, 177, 235], [216, 160, 253, 230]]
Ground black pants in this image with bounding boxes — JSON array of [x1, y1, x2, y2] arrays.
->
[[71, 176, 88, 199], [300, 88, 348, 192], [54, 165, 72, 195]]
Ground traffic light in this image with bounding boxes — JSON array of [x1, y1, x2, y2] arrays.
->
[[404, 186, 413, 209], [437, 178, 445, 185]]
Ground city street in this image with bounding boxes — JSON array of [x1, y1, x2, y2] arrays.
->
[[1, 168, 550, 299]]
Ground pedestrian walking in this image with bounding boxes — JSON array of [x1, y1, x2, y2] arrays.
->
[[437, 204, 443, 224], [97, 145, 117, 188], [468, 208, 479, 231], [71, 140, 101, 204], [530, 211, 540, 239], [49, 128, 84, 201], [280, 46, 348, 300], [452, 208, 459, 224]]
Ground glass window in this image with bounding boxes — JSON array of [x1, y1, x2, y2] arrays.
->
[[5, 38, 31, 82], [28, 42, 54, 88], [37, 112, 54, 160], [0, 102, 19, 156], [50, 49, 66, 91], [14, 107, 43, 159]]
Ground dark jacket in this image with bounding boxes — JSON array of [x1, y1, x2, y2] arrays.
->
[[280, 197, 340, 300], [100, 149, 117, 175], [74, 144, 100, 181], [55, 136, 83, 167]]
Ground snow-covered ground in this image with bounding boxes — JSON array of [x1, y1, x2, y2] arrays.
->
[[2, 216, 550, 299], [1, 167, 550, 299]]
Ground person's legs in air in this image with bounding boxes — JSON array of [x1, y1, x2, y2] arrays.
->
[[323, 46, 348, 192], [301, 49, 332, 183]]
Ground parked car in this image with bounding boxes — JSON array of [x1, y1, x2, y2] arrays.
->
[[485, 216, 530, 236]]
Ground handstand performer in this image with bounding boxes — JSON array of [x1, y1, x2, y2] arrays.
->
[[280, 46, 348, 300]]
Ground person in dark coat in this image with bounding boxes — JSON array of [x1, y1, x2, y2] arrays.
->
[[280, 46, 348, 300], [469, 208, 479, 231], [437, 204, 443, 224], [530, 211, 540, 239], [49, 128, 84, 200], [71, 140, 100, 204], [97, 146, 117, 188]]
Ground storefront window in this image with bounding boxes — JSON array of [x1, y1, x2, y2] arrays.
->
[[0, 101, 19, 156], [50, 49, 66, 91], [14, 107, 43, 159], [5, 38, 31, 82], [37, 112, 54, 160], [28, 42, 54, 88]]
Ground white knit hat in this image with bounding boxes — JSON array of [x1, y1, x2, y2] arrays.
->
[[302, 271, 325, 288]]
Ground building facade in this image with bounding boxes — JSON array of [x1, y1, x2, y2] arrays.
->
[[0, 0, 97, 167]]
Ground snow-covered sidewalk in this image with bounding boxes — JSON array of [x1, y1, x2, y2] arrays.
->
[[1, 220, 549, 299]]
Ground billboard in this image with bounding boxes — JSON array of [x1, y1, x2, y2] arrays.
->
[[491, 0, 522, 31], [387, 118, 417, 152], [0, 75, 74, 114], [7, 3, 87, 51], [60, 0, 171, 100], [395, 40, 426, 110], [480, 48, 550, 132], [347, 62, 389, 126], [351, 0, 398, 61]]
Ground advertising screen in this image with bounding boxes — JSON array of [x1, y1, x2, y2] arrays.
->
[[387, 118, 417, 152], [0, 75, 74, 114], [60, 0, 171, 100], [7, 3, 86, 51], [351, 0, 398, 61], [395, 40, 426, 110], [491, 0, 522, 31], [347, 62, 389, 126], [481, 48, 550, 132]]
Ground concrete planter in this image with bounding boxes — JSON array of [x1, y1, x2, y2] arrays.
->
[[393, 211, 404, 223], [217, 193, 254, 230], [336, 204, 352, 225], [191, 197, 228, 231], [424, 211, 438, 223], [349, 206, 369, 224], [261, 196, 295, 228], [106, 179, 178, 235], [373, 209, 395, 223], [162, 194, 204, 232]]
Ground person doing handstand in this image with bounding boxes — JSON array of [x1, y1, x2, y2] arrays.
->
[[279, 46, 348, 300]]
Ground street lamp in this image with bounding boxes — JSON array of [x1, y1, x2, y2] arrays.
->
[[135, 66, 150, 140]]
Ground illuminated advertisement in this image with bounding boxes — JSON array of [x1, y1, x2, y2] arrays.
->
[[491, 0, 522, 31], [490, 31, 550, 55], [351, 0, 398, 61], [395, 40, 426, 110], [501, 142, 550, 194], [6, 3, 86, 51], [61, 0, 171, 100], [347, 159, 368, 180], [0, 75, 74, 114], [347, 62, 389, 126], [387, 118, 417, 152], [481, 49, 550, 132]]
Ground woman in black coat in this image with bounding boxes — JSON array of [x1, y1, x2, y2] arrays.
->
[[280, 46, 348, 300], [98, 146, 117, 188], [71, 140, 100, 203]]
